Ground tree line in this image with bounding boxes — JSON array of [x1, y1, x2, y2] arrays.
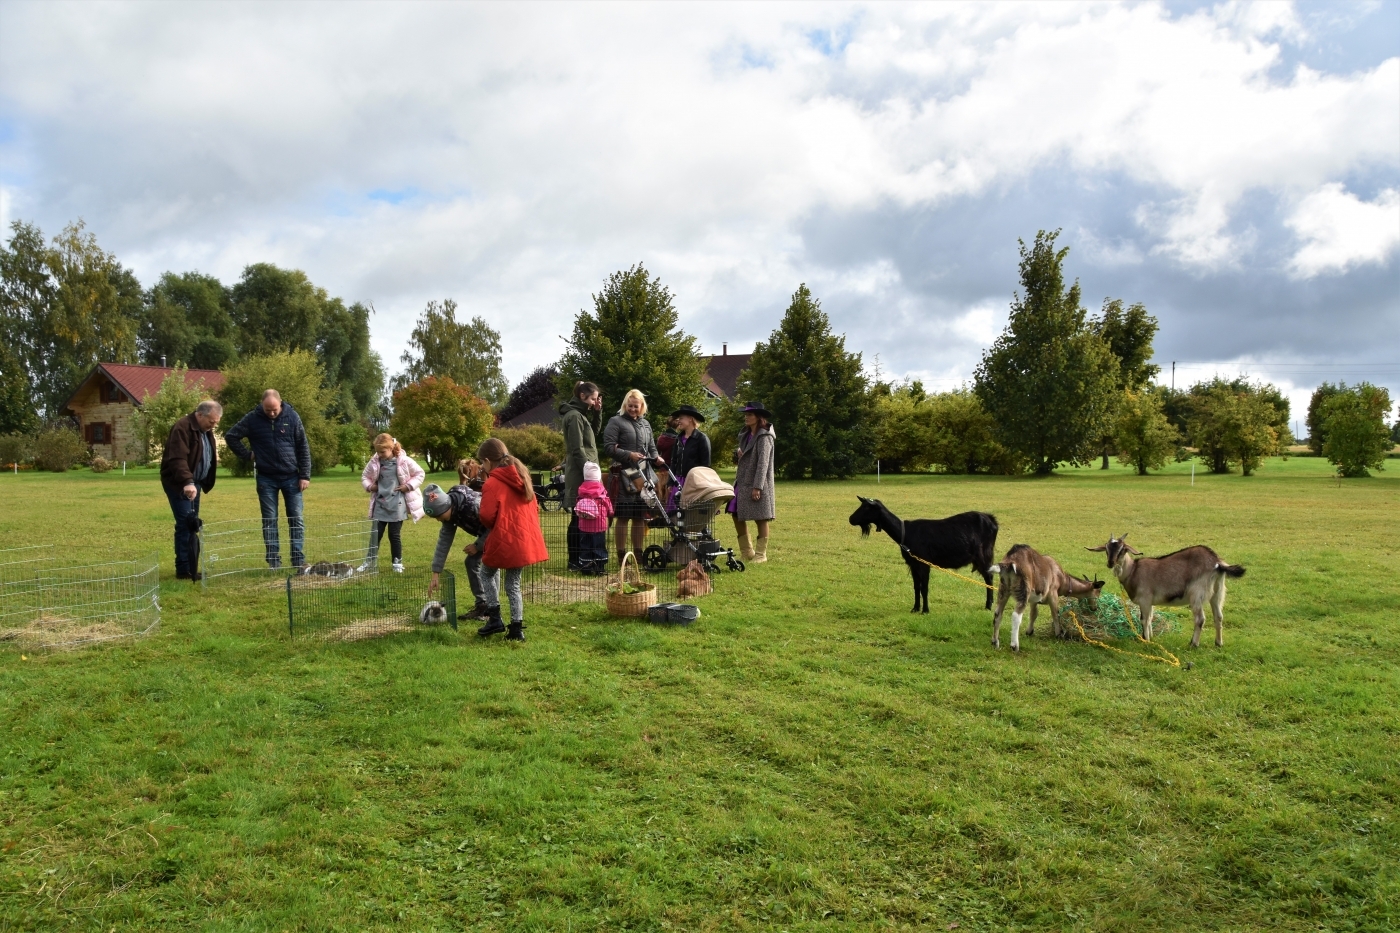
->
[[3, 218, 1393, 479]]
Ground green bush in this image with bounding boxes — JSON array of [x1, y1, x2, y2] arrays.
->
[[131, 365, 213, 463], [491, 424, 565, 471], [1320, 383, 1392, 478], [217, 351, 339, 476], [0, 432, 33, 468], [338, 421, 372, 473], [32, 426, 89, 472]]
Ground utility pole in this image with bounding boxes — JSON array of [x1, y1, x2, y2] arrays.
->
[[1171, 361, 1176, 392]]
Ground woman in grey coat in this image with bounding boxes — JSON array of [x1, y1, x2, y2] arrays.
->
[[732, 401, 776, 563], [602, 388, 659, 567]]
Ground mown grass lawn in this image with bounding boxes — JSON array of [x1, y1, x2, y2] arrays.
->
[[1, 456, 1397, 931]]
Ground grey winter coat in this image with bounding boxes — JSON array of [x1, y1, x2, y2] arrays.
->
[[733, 425, 776, 522], [602, 413, 658, 469]]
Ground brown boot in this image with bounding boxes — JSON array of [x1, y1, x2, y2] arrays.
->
[[752, 535, 769, 564], [735, 526, 755, 561]]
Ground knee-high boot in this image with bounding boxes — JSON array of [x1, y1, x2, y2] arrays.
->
[[735, 524, 755, 561], [752, 533, 769, 563]]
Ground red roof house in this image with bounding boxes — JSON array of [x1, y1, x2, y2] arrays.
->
[[61, 363, 226, 461]]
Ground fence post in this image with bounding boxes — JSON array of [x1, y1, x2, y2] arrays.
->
[[286, 575, 294, 636]]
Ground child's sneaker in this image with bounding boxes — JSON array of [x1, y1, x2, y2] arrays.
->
[[392, 559, 404, 573]]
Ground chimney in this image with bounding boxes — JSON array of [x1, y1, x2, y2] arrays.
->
[[161, 355, 167, 367], [722, 343, 727, 356]]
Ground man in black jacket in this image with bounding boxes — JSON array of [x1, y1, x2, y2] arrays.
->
[[224, 389, 312, 569], [161, 400, 222, 581]]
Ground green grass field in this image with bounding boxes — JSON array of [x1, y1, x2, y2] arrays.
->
[[2, 457, 1397, 931]]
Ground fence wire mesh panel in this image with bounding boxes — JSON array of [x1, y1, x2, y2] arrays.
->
[[287, 569, 456, 642], [0, 550, 160, 652], [200, 518, 376, 588], [521, 501, 742, 606]]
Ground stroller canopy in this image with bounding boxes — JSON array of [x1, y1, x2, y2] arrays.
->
[[679, 467, 734, 510]]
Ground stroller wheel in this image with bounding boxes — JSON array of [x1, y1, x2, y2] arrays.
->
[[728, 556, 746, 572], [641, 545, 669, 572]]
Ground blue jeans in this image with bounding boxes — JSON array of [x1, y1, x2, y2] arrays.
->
[[164, 484, 201, 576], [256, 475, 305, 568]]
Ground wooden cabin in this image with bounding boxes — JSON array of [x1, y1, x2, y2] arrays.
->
[[61, 363, 225, 461]]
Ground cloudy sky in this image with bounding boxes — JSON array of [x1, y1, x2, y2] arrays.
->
[[2, 0, 1397, 424]]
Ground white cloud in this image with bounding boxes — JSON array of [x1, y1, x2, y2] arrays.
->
[[0, 1, 1395, 383], [1287, 183, 1400, 277]]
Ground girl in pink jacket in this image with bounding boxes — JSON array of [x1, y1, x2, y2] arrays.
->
[[360, 434, 426, 572], [573, 461, 613, 575]]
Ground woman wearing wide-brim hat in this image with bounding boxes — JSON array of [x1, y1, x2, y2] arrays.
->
[[668, 404, 711, 486], [731, 401, 776, 563]]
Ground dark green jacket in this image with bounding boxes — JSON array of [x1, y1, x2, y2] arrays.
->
[[559, 398, 602, 505]]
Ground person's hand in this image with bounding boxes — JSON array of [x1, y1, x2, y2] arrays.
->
[[630, 451, 643, 462], [464, 543, 479, 557], [428, 572, 439, 595], [183, 484, 197, 501], [396, 483, 411, 493], [298, 479, 310, 492], [751, 488, 762, 502]]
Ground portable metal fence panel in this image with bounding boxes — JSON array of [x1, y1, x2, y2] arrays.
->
[[287, 568, 457, 642], [200, 518, 377, 588], [0, 550, 160, 652]]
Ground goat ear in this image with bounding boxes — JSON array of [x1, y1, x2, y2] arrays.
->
[[1085, 544, 1106, 552], [857, 495, 869, 504], [1125, 543, 1142, 555]]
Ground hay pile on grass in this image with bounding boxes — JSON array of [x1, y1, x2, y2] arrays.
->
[[0, 614, 136, 650], [316, 617, 416, 642], [1059, 592, 1177, 642], [527, 571, 610, 603]]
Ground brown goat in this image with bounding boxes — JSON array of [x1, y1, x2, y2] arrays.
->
[[1087, 534, 1245, 648], [990, 544, 1105, 651]]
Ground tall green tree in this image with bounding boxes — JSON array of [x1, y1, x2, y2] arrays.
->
[[140, 271, 238, 370], [229, 264, 326, 358], [397, 299, 508, 409], [0, 221, 52, 430], [1114, 388, 1180, 475], [974, 230, 1120, 475], [1185, 378, 1291, 474], [737, 283, 872, 480], [319, 300, 386, 422], [0, 219, 142, 420], [1305, 382, 1345, 456], [1319, 383, 1392, 477], [1093, 298, 1161, 468], [557, 265, 704, 430]]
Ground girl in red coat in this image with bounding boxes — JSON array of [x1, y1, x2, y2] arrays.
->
[[476, 437, 549, 641]]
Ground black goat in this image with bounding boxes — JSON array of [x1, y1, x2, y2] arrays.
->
[[849, 497, 999, 612]]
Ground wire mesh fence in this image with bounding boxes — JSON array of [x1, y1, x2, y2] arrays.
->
[[200, 518, 377, 588], [0, 546, 160, 652], [521, 501, 743, 606], [287, 568, 456, 642]]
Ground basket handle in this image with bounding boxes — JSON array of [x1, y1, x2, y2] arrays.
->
[[616, 550, 641, 588]]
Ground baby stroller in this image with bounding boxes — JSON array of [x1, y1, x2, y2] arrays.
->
[[625, 464, 745, 575], [532, 468, 566, 511]]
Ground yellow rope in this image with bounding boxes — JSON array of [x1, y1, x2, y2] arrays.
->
[[901, 548, 1182, 669]]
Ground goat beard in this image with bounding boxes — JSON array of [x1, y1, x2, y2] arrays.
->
[[859, 524, 872, 537]]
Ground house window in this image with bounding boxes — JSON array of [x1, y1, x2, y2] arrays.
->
[[105, 383, 124, 402], [86, 423, 109, 444]]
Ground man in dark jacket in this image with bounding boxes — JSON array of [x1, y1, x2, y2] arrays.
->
[[559, 381, 603, 571], [224, 389, 312, 569], [161, 400, 222, 581]]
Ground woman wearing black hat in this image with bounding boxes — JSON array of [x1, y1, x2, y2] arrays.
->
[[668, 404, 711, 485], [732, 402, 776, 563]]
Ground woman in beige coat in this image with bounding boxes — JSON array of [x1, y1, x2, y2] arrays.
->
[[732, 401, 776, 563]]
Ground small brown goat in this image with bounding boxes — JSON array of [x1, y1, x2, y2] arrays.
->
[[990, 544, 1105, 651], [1087, 534, 1245, 648]]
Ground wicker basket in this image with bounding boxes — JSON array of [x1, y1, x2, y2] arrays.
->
[[606, 551, 657, 618]]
